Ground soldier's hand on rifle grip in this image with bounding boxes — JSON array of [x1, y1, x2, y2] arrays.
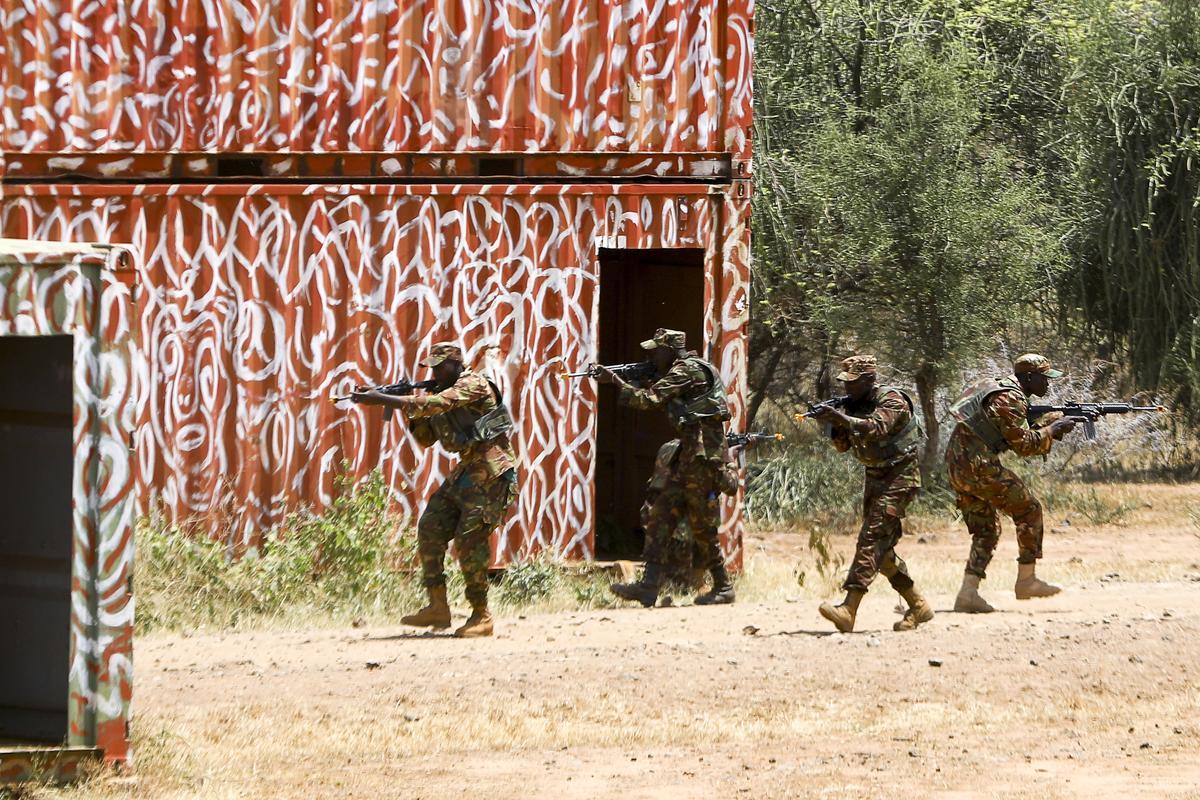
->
[[811, 404, 836, 421], [1050, 417, 1076, 440], [593, 366, 618, 385], [350, 388, 386, 406]]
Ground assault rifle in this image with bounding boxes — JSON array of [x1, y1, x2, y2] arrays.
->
[[726, 431, 784, 473], [792, 395, 850, 422], [1026, 401, 1166, 440], [726, 431, 784, 448], [331, 377, 440, 421], [560, 361, 658, 383]]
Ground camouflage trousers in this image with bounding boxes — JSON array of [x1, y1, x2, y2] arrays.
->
[[417, 468, 518, 607], [641, 457, 723, 574], [946, 437, 1043, 579], [843, 461, 919, 594]]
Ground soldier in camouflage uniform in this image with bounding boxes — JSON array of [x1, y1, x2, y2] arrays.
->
[[596, 328, 736, 608], [946, 353, 1076, 613], [812, 355, 934, 633], [352, 342, 518, 638]]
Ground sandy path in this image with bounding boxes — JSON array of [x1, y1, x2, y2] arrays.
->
[[132, 574, 1200, 799]]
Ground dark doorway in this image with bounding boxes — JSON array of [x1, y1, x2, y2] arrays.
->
[[594, 248, 705, 560], [0, 335, 74, 744]]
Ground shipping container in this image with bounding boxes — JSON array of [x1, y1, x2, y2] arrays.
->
[[0, 0, 753, 566], [0, 240, 135, 780], [0, 182, 749, 563], [0, 0, 752, 159]]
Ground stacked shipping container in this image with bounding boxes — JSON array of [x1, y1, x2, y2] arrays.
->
[[0, 0, 753, 562]]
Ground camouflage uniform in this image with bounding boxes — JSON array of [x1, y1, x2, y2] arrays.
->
[[945, 376, 1051, 578], [620, 342, 730, 574], [404, 365, 518, 608], [831, 385, 922, 593]]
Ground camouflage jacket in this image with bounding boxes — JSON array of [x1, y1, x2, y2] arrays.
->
[[948, 375, 1053, 460], [403, 368, 517, 485], [831, 386, 921, 488], [620, 356, 727, 467]]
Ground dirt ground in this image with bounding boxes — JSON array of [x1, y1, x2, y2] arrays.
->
[[67, 484, 1200, 799]]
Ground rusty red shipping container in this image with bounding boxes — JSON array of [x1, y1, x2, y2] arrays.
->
[[2, 181, 751, 563], [0, 0, 754, 564], [0, 0, 752, 159]]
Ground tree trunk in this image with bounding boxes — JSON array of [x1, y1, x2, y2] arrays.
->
[[814, 331, 840, 400], [914, 363, 941, 483], [747, 339, 787, 428]]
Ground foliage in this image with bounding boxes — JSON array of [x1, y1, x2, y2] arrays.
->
[[497, 557, 562, 604], [744, 434, 861, 529], [135, 470, 625, 632], [752, 0, 1199, 463], [1057, 0, 1200, 414], [136, 471, 422, 632]]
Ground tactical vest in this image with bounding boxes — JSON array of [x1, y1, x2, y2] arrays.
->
[[849, 386, 925, 467], [666, 357, 732, 427], [948, 377, 1020, 453], [431, 379, 515, 453]]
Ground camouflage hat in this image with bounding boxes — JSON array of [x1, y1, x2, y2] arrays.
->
[[835, 355, 877, 382], [639, 328, 687, 351], [419, 342, 464, 367], [1013, 353, 1064, 379]]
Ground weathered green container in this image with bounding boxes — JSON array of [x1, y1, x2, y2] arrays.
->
[[0, 239, 136, 782]]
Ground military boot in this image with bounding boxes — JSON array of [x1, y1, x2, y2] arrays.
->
[[401, 585, 451, 629], [1014, 562, 1061, 599], [893, 586, 934, 631], [953, 572, 995, 613], [455, 604, 494, 638], [694, 564, 736, 606], [818, 589, 864, 632], [610, 563, 663, 608]]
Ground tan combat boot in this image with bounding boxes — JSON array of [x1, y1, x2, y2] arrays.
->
[[1014, 562, 1061, 599], [893, 586, 935, 631], [400, 585, 451, 629], [818, 589, 864, 632], [455, 605, 494, 638], [953, 572, 995, 613]]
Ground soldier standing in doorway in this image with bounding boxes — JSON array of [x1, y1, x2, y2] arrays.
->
[[812, 355, 934, 633], [597, 328, 737, 608], [351, 342, 519, 638], [946, 353, 1076, 613]]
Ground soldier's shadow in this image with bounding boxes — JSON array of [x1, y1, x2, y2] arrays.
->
[[771, 629, 845, 637], [368, 631, 455, 641]]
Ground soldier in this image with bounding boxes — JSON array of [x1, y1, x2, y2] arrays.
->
[[946, 353, 1076, 613], [351, 342, 519, 638], [813, 355, 934, 633], [597, 328, 736, 607]]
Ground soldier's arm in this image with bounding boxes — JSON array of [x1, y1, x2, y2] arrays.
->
[[619, 361, 695, 410], [851, 391, 910, 443], [990, 391, 1053, 457], [402, 373, 492, 420]]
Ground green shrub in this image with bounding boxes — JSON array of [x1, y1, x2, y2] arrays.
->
[[744, 440, 859, 529], [135, 470, 421, 632], [497, 557, 562, 604]]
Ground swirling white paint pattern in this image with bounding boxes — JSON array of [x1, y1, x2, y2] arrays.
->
[[1, 183, 748, 565], [0, 0, 752, 160]]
